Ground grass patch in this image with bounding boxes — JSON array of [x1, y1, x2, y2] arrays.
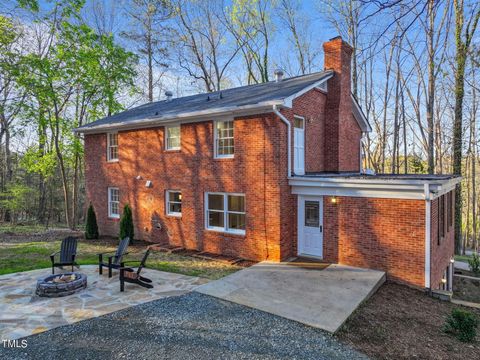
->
[[0, 239, 241, 279]]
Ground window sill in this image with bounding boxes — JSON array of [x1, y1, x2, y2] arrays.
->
[[107, 159, 119, 163], [166, 213, 182, 218], [165, 149, 181, 152], [214, 156, 234, 160], [108, 216, 120, 221], [205, 228, 245, 236]]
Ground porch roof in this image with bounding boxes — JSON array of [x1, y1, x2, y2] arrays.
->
[[289, 173, 462, 200]]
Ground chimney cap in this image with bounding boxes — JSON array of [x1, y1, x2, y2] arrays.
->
[[165, 90, 173, 101], [274, 69, 284, 82], [328, 35, 343, 42]]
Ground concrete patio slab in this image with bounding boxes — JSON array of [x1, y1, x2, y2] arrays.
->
[[196, 262, 385, 333], [0, 265, 208, 340]]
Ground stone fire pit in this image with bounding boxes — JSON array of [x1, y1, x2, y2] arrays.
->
[[36, 272, 87, 297]]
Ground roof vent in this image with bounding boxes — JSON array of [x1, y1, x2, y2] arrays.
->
[[207, 92, 223, 101], [165, 91, 173, 102], [274, 69, 284, 82]]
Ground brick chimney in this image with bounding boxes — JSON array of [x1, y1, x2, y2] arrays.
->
[[323, 36, 357, 172]]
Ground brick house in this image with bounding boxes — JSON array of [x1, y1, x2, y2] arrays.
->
[[76, 37, 460, 291]]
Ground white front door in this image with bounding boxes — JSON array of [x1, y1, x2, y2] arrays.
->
[[293, 117, 305, 175], [298, 196, 323, 258]]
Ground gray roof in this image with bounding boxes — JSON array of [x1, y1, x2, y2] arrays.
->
[[75, 70, 334, 133]]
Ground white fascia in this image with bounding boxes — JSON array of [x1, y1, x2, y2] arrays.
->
[[289, 176, 462, 200], [282, 73, 334, 107], [351, 94, 372, 132]]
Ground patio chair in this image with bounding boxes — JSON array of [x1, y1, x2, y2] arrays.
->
[[119, 249, 153, 292], [50, 237, 78, 274], [98, 237, 130, 278]]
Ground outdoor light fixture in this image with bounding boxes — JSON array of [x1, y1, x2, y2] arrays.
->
[[135, 175, 142, 180], [450, 258, 455, 264], [145, 180, 152, 188], [178, 193, 182, 200], [331, 196, 337, 204], [441, 278, 447, 284]]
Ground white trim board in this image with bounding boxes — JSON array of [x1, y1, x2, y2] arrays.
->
[[289, 176, 461, 200]]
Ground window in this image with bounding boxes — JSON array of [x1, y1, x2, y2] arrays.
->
[[206, 193, 245, 234], [294, 116, 304, 129], [166, 125, 181, 150], [438, 194, 445, 245], [447, 191, 453, 230], [166, 190, 182, 216], [107, 133, 118, 161], [305, 201, 319, 227], [215, 120, 234, 158], [108, 187, 120, 218]]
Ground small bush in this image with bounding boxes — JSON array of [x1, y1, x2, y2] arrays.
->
[[119, 204, 134, 244], [85, 204, 99, 239], [468, 253, 480, 274], [444, 308, 478, 342]]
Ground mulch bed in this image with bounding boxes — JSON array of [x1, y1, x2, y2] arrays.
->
[[336, 282, 480, 360]]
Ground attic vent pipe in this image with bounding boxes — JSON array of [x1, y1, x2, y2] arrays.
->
[[165, 91, 173, 101], [274, 69, 284, 82]]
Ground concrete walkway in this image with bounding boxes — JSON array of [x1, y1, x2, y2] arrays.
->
[[0, 265, 208, 340], [196, 261, 385, 333]]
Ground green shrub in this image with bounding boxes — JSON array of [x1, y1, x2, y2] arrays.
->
[[119, 204, 134, 244], [444, 308, 478, 342], [468, 253, 480, 274], [85, 204, 99, 239]]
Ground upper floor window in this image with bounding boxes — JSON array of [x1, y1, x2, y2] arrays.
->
[[166, 190, 182, 216], [166, 125, 181, 150], [108, 187, 120, 218], [214, 120, 234, 158], [107, 133, 118, 161], [205, 192, 245, 234]]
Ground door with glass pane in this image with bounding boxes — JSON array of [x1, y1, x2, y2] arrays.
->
[[298, 196, 323, 258]]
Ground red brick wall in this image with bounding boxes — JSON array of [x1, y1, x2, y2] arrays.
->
[[430, 191, 455, 290], [323, 196, 426, 287], [280, 89, 327, 173], [85, 115, 294, 262]]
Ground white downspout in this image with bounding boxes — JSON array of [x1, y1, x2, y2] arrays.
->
[[424, 183, 431, 289], [273, 105, 292, 177]]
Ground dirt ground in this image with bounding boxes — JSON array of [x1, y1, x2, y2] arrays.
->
[[453, 270, 480, 303], [0, 228, 83, 243], [337, 282, 480, 360]]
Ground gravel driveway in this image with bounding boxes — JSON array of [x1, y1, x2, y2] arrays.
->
[[1, 293, 368, 360]]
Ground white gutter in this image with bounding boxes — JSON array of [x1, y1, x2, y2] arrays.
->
[[424, 183, 431, 289], [273, 105, 292, 177]]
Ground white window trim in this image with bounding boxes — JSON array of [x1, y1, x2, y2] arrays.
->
[[165, 125, 181, 151], [294, 115, 305, 129], [107, 132, 119, 162], [108, 187, 120, 219], [205, 192, 245, 235], [166, 190, 182, 217], [214, 120, 234, 159]]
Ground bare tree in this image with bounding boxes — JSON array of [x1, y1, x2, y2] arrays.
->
[[122, 0, 172, 102], [174, 0, 242, 92], [453, 0, 480, 254], [277, 0, 318, 75]]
